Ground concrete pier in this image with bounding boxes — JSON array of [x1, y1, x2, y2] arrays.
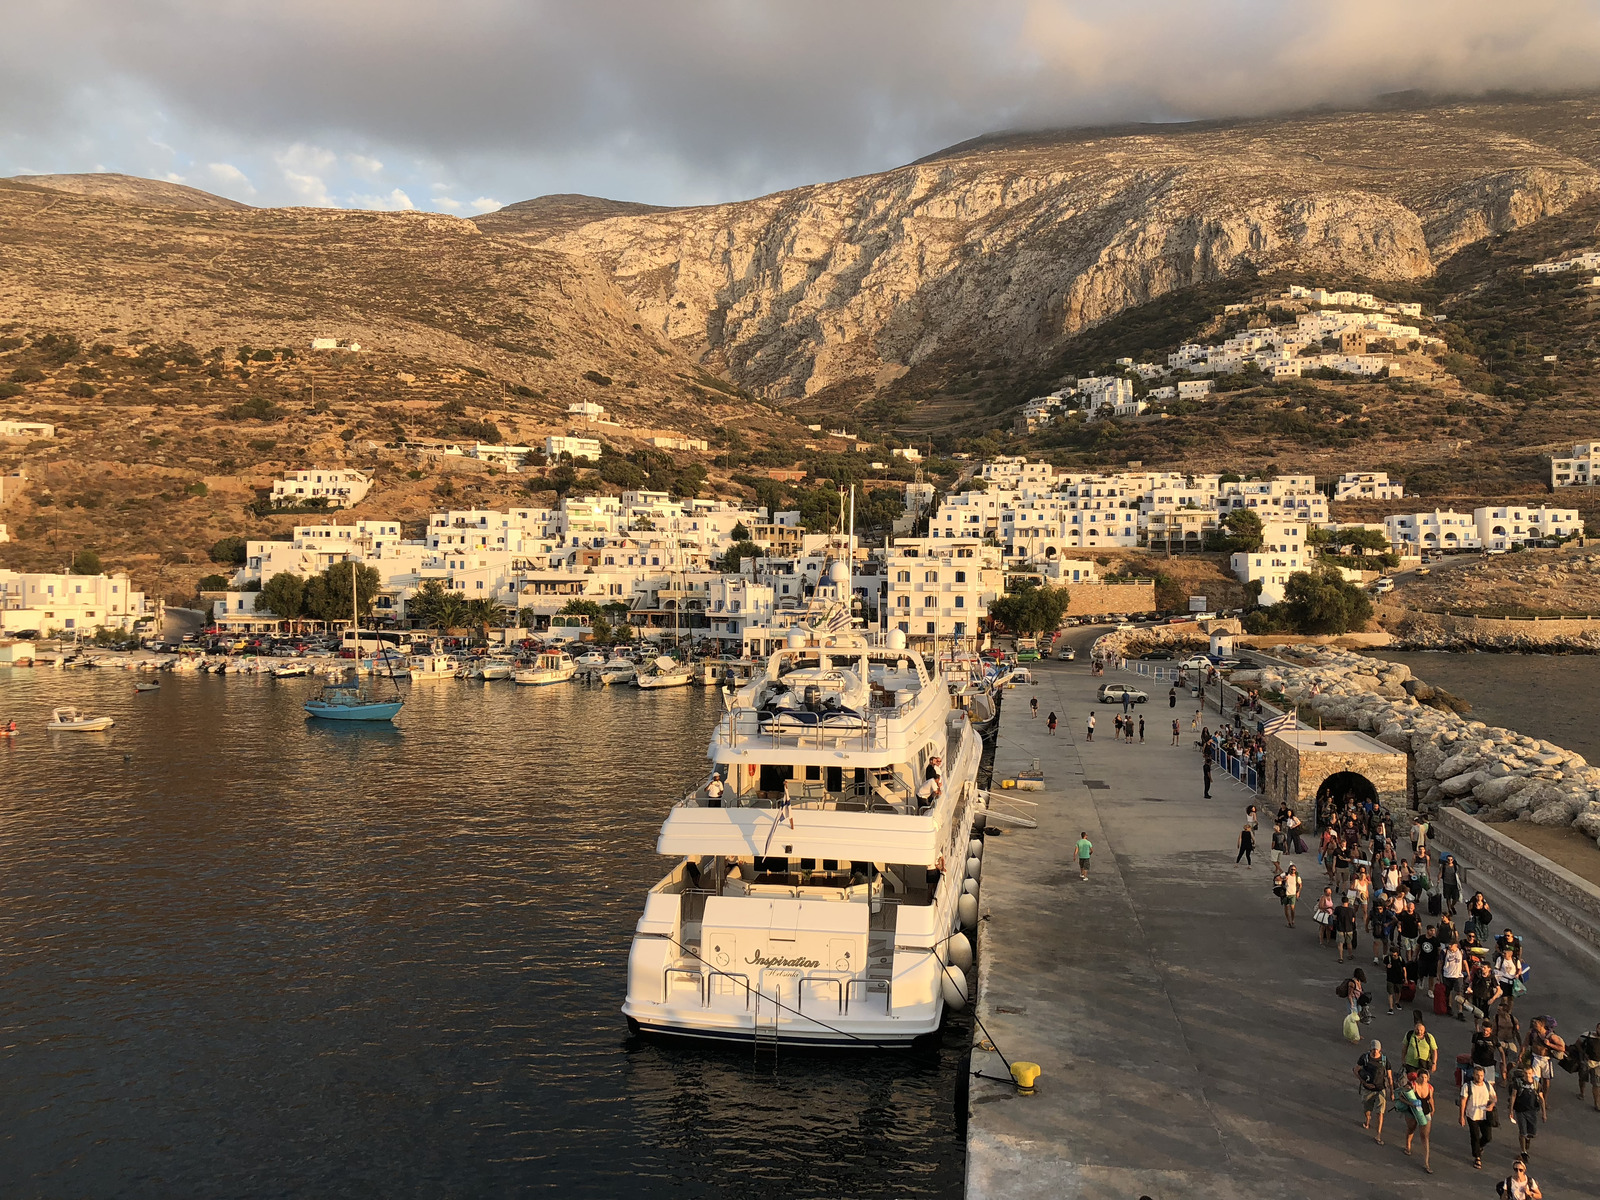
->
[[966, 654, 1600, 1199]]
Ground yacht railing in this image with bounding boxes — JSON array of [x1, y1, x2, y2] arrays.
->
[[677, 774, 917, 814], [713, 699, 929, 754]]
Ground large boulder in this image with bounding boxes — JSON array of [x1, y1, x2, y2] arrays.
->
[[1529, 791, 1588, 826], [1436, 750, 1483, 779], [1473, 774, 1529, 806], [1416, 742, 1447, 782], [1440, 770, 1486, 797]]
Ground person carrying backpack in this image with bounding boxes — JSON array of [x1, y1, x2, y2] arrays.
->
[[1353, 1039, 1394, 1144], [1577, 1022, 1600, 1111], [1511, 1066, 1542, 1155], [1403, 1014, 1438, 1075], [1496, 1154, 1542, 1199]]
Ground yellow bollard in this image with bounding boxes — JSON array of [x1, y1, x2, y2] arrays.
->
[[1010, 1061, 1041, 1091]]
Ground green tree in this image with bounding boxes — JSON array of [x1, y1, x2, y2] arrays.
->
[[70, 549, 102, 575], [712, 539, 763, 573], [209, 535, 248, 565], [1206, 508, 1264, 553], [730, 522, 751, 542], [546, 464, 579, 496], [303, 562, 382, 622], [560, 597, 609, 642], [986, 581, 1071, 635], [255, 571, 306, 619], [407, 578, 450, 628], [1278, 567, 1373, 634], [196, 573, 229, 592]]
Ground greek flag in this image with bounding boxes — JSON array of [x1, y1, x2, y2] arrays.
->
[[811, 603, 851, 634], [1263, 711, 1298, 735]]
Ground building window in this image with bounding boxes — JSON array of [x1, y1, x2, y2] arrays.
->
[[896, 570, 910, 583], [955, 596, 964, 608], [924, 570, 938, 583], [926, 622, 936, 634], [923, 596, 936, 608], [954, 571, 966, 583]]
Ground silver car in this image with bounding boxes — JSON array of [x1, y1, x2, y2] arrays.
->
[[1096, 683, 1148, 704]]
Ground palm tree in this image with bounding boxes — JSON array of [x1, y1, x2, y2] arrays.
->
[[434, 592, 470, 635], [465, 597, 500, 645]]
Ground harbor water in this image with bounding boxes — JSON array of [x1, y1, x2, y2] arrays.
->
[[1365, 650, 1600, 764], [0, 672, 967, 1197]]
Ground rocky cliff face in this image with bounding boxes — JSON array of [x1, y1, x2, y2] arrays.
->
[[534, 97, 1600, 403]]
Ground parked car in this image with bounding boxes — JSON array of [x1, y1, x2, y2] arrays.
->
[[1178, 654, 1212, 671], [1096, 683, 1149, 704]]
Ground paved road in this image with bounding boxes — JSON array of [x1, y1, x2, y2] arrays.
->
[[967, 657, 1600, 1200]]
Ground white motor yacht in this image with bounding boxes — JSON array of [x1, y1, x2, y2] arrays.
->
[[597, 657, 637, 685], [621, 627, 983, 1047], [513, 650, 577, 686]]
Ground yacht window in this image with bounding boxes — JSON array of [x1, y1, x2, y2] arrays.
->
[[805, 765, 821, 781], [758, 763, 794, 793], [826, 766, 843, 792]]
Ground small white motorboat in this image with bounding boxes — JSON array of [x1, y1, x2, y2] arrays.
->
[[272, 662, 312, 678], [47, 706, 115, 731], [134, 681, 161, 693]]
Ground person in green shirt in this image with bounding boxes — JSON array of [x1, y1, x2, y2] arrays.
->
[[1076, 832, 1093, 881]]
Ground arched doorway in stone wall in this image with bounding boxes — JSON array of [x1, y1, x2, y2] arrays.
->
[[1315, 770, 1378, 827]]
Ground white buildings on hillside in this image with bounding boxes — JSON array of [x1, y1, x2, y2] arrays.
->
[[1530, 252, 1600, 275], [1474, 505, 1584, 550], [1382, 506, 1583, 552], [1230, 519, 1310, 605], [545, 435, 602, 461], [0, 570, 152, 635], [269, 468, 371, 510], [882, 538, 1002, 647], [1550, 442, 1600, 488], [1334, 472, 1405, 501], [0, 420, 55, 439]]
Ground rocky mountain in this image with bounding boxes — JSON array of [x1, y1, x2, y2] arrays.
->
[[6, 172, 253, 211], [474, 193, 675, 239], [535, 94, 1600, 412]]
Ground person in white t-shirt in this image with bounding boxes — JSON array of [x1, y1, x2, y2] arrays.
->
[[1458, 1064, 1498, 1169]]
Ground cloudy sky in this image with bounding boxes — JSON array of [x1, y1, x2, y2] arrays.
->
[[5, 1, 1600, 215]]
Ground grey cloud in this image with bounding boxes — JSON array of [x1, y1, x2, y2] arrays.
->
[[6, 1, 1600, 207]]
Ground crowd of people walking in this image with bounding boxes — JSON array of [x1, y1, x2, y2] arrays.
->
[[1285, 785, 1600, 1186]]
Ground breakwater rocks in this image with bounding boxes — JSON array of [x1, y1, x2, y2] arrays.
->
[[1228, 647, 1600, 849], [1380, 606, 1600, 653]]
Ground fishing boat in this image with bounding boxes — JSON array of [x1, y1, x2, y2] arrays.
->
[[303, 674, 405, 722], [620, 625, 984, 1047], [304, 562, 404, 723], [407, 652, 458, 680], [513, 650, 576, 686], [635, 655, 695, 689], [47, 706, 116, 731]]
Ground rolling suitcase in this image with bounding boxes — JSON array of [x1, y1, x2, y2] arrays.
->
[[1433, 981, 1449, 1016]]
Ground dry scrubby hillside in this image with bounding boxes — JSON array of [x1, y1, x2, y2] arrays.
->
[[12, 95, 1600, 595], [0, 178, 796, 593], [542, 94, 1600, 412]]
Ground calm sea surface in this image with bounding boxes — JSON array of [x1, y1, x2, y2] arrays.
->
[[1363, 651, 1600, 764], [0, 670, 966, 1198]]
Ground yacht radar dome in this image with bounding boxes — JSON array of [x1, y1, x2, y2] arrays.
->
[[887, 629, 907, 651]]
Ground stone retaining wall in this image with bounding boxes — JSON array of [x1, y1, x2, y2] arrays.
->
[[1429, 808, 1600, 956], [1065, 581, 1156, 618]]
